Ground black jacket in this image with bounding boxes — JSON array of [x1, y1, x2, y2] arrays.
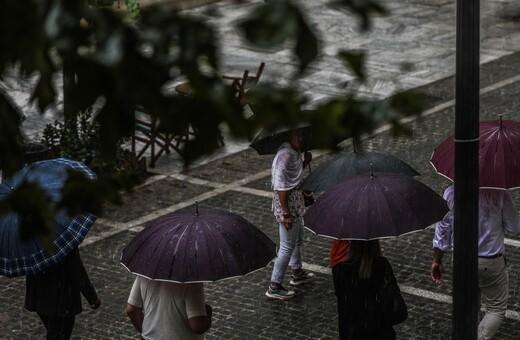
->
[[25, 247, 98, 317], [332, 256, 396, 340]]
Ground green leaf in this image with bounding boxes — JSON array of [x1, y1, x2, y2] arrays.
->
[[338, 50, 366, 79], [0, 181, 54, 252], [330, 0, 389, 31], [295, 18, 319, 73], [238, 0, 298, 48]]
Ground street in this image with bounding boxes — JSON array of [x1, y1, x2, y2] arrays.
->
[[2, 0, 520, 338]]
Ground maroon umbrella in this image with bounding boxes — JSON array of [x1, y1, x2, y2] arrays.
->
[[303, 172, 449, 240], [120, 206, 276, 283], [430, 118, 520, 189]]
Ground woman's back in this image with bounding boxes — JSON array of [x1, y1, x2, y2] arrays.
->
[[332, 256, 396, 340]]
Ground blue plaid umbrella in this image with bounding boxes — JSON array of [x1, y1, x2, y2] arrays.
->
[[0, 158, 97, 277]]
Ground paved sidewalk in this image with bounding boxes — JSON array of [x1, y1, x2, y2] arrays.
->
[[2, 0, 520, 339], [2, 50, 520, 338]]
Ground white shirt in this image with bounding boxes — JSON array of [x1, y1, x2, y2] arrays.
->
[[433, 185, 520, 257], [128, 276, 207, 340]]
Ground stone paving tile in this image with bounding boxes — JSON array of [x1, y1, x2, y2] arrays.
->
[[100, 177, 214, 223], [182, 148, 272, 184]]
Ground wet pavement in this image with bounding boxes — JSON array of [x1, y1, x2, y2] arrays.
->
[[2, 0, 520, 339]]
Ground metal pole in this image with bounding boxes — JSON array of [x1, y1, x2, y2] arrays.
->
[[453, 0, 479, 338]]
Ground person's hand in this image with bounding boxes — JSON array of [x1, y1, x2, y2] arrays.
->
[[91, 296, 101, 309], [303, 152, 312, 168], [431, 260, 445, 285], [282, 215, 293, 230]]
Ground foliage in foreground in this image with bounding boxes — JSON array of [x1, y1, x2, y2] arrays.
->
[[0, 0, 423, 243]]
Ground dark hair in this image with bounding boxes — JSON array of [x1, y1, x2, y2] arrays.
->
[[348, 240, 382, 279]]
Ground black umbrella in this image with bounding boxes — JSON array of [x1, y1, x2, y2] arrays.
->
[[249, 125, 315, 155], [299, 150, 420, 192]]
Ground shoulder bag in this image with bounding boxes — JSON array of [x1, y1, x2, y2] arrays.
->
[[378, 260, 408, 326]]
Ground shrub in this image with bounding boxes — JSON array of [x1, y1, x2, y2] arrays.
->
[[40, 109, 125, 175]]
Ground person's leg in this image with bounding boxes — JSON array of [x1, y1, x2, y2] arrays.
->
[[37, 313, 49, 330], [43, 315, 75, 340], [332, 265, 348, 339], [288, 219, 304, 271], [477, 256, 508, 340], [270, 221, 300, 284], [287, 219, 314, 285]]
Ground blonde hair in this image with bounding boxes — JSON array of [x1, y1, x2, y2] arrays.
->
[[348, 240, 382, 279]]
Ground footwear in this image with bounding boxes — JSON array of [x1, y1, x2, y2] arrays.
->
[[289, 270, 315, 286], [265, 283, 296, 300]]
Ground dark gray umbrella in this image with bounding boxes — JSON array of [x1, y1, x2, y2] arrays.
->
[[120, 206, 276, 283], [299, 151, 420, 192], [303, 172, 448, 240]]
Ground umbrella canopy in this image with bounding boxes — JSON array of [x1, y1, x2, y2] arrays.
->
[[0, 158, 97, 277], [120, 207, 277, 283], [430, 118, 520, 189], [299, 151, 420, 192], [249, 124, 315, 155], [303, 172, 449, 240]]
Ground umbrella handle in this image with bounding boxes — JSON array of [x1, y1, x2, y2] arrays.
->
[[303, 151, 312, 173]]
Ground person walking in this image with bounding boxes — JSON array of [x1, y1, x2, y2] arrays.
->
[[332, 240, 398, 339], [126, 276, 212, 340], [431, 184, 520, 339], [265, 128, 315, 300], [25, 247, 101, 340]]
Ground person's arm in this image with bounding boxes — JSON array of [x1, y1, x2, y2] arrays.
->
[[188, 303, 212, 334], [74, 249, 101, 309], [278, 190, 293, 230], [303, 151, 312, 169], [501, 191, 520, 234], [431, 186, 453, 285], [431, 247, 445, 285], [126, 303, 144, 333]]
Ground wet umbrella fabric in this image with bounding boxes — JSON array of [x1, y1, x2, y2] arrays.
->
[[430, 118, 520, 189], [249, 125, 315, 155], [299, 151, 420, 192], [0, 158, 97, 278], [120, 209, 277, 283], [303, 172, 449, 240]]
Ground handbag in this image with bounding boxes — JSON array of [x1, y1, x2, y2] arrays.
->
[[378, 260, 408, 326], [303, 190, 315, 207]]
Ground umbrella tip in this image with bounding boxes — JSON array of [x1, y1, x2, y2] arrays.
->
[[370, 163, 374, 178], [195, 201, 199, 216], [499, 114, 503, 127]]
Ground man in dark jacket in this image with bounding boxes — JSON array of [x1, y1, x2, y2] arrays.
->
[[25, 247, 101, 340]]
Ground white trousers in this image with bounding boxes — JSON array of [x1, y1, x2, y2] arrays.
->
[[477, 255, 508, 340]]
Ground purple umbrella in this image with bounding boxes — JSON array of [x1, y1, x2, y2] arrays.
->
[[120, 206, 276, 283], [431, 117, 520, 189], [303, 172, 449, 240]]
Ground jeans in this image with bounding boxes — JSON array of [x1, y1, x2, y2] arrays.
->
[[270, 218, 304, 284], [477, 255, 508, 340]]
